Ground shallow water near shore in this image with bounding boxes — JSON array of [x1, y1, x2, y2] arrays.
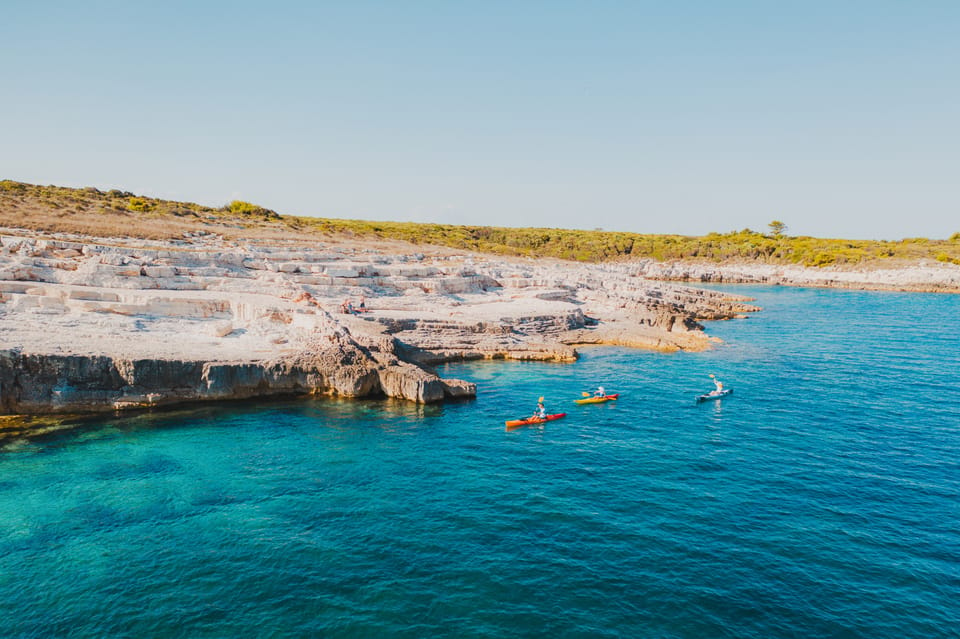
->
[[2, 286, 959, 638]]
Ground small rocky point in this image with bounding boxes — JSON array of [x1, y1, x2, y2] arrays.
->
[[0, 228, 756, 415]]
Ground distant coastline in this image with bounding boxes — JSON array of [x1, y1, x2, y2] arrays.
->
[[633, 259, 960, 294], [3, 180, 959, 269]]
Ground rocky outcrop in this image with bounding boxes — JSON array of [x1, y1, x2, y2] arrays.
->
[[374, 312, 583, 364], [0, 227, 756, 417]]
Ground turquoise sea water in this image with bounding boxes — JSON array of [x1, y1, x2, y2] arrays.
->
[[2, 286, 959, 638]]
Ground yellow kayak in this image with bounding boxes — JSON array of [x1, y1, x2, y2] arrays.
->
[[574, 393, 619, 405]]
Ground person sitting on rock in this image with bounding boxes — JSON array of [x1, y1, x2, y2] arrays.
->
[[340, 299, 355, 314], [709, 374, 724, 394]]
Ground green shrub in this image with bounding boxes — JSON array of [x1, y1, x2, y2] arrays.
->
[[225, 200, 279, 219], [810, 252, 836, 267], [0, 180, 26, 192], [128, 197, 153, 212], [227, 200, 259, 214]]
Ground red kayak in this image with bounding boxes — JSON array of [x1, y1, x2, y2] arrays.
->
[[505, 412, 567, 429]]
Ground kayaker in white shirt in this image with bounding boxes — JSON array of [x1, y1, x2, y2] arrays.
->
[[709, 375, 724, 394], [533, 399, 547, 419]]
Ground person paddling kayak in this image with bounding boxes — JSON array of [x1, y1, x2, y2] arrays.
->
[[593, 385, 606, 397], [709, 374, 724, 395], [696, 375, 733, 402], [532, 397, 547, 420]]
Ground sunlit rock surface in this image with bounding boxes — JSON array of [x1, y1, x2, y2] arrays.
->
[[0, 229, 756, 414]]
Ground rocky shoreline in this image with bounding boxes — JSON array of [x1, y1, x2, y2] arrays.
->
[[634, 259, 960, 293], [0, 228, 757, 416]]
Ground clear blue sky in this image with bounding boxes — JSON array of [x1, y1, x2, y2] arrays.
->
[[2, 1, 958, 239]]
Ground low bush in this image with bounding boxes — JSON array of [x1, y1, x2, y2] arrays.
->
[[127, 197, 153, 212], [225, 200, 279, 219]]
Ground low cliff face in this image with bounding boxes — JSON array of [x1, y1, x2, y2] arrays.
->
[[0, 340, 476, 414]]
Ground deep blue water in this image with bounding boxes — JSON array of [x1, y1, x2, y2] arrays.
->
[[2, 286, 959, 638]]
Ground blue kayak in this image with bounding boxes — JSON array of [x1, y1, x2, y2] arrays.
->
[[696, 388, 733, 402]]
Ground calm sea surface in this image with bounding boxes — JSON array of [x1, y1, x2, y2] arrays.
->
[[2, 286, 959, 638]]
